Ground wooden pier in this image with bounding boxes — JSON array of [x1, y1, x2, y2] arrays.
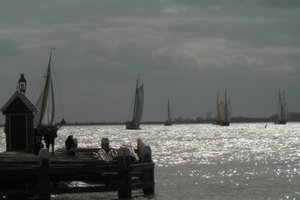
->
[[0, 138, 155, 200]]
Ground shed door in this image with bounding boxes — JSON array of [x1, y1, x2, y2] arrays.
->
[[10, 115, 27, 151]]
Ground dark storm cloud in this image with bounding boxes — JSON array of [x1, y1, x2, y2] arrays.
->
[[0, 0, 299, 122]]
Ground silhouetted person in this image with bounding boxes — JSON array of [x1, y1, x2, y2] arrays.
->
[[43, 127, 57, 156], [65, 135, 77, 156]]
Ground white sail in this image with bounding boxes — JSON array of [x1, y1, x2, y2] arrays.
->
[[164, 99, 172, 126], [126, 78, 144, 129], [277, 91, 282, 120], [282, 92, 289, 120], [35, 49, 55, 126], [214, 94, 221, 122], [132, 84, 144, 124], [215, 91, 231, 126], [218, 101, 225, 121], [167, 99, 171, 122], [277, 90, 289, 121], [227, 98, 231, 121]]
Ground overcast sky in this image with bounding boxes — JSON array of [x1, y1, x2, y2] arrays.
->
[[0, 0, 299, 123]]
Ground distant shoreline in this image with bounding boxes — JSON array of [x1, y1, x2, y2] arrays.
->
[[62, 117, 300, 126], [0, 121, 300, 127], [1, 112, 299, 127]]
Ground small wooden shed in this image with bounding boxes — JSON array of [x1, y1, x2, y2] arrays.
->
[[1, 91, 37, 153]]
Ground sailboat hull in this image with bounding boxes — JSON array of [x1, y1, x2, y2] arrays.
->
[[275, 120, 287, 125], [164, 121, 172, 126], [220, 121, 230, 126], [126, 122, 141, 130]]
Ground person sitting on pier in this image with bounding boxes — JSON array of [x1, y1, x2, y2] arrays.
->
[[65, 135, 77, 156], [43, 127, 57, 156]]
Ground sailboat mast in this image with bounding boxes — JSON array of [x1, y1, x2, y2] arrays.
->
[[167, 98, 171, 121], [278, 90, 282, 120], [216, 93, 219, 121]]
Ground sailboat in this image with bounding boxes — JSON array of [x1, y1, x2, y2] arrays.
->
[[126, 78, 144, 130], [35, 48, 65, 135], [213, 94, 221, 125], [219, 91, 231, 126], [275, 90, 289, 125], [164, 99, 172, 126]]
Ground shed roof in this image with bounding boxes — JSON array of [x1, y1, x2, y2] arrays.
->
[[1, 91, 37, 112]]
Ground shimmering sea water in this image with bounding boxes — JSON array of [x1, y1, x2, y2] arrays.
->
[[1, 123, 300, 199]]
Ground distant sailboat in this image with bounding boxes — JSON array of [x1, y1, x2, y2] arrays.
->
[[275, 90, 289, 125], [164, 99, 172, 126], [219, 91, 231, 126], [35, 48, 65, 134], [126, 78, 144, 130], [213, 94, 221, 125]]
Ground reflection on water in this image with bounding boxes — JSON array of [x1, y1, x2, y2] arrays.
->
[[1, 123, 300, 199]]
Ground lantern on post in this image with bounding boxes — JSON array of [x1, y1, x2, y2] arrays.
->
[[18, 74, 27, 93]]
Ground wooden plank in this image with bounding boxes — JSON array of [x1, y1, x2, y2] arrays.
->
[[51, 185, 119, 194], [130, 163, 155, 171]]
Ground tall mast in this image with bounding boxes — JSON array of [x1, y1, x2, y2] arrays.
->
[[278, 89, 282, 120], [216, 93, 219, 121], [167, 98, 171, 121]]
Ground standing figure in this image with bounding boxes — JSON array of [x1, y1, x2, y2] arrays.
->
[[43, 127, 57, 156]]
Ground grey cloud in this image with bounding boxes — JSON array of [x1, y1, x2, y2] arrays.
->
[[260, 0, 300, 8], [0, 0, 300, 123]]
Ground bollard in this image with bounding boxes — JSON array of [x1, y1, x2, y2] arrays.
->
[[141, 145, 154, 195], [117, 147, 131, 199], [137, 138, 145, 161], [39, 148, 51, 200], [142, 145, 152, 163], [137, 138, 143, 150], [117, 147, 130, 166], [101, 138, 110, 152]]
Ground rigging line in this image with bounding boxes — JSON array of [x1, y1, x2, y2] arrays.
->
[[52, 61, 65, 119]]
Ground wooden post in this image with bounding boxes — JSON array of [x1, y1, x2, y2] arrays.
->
[[142, 145, 154, 195], [101, 138, 110, 152], [39, 148, 51, 200], [117, 147, 131, 199]]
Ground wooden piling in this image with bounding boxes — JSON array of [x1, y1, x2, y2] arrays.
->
[[141, 145, 154, 195], [39, 148, 51, 200], [117, 147, 131, 199]]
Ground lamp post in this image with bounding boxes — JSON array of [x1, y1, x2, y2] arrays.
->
[[18, 73, 27, 93]]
